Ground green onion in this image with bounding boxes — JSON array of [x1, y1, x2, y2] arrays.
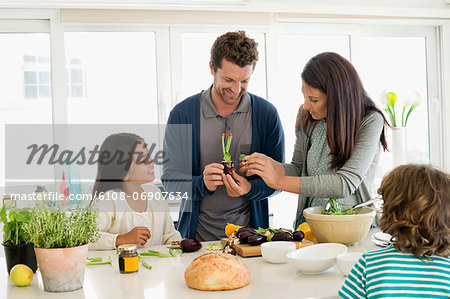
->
[[86, 256, 112, 266], [139, 256, 152, 270], [166, 246, 181, 250], [139, 249, 171, 258], [169, 248, 183, 257], [206, 243, 224, 251]]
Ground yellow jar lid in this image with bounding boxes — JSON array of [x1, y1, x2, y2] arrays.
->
[[118, 244, 137, 251]]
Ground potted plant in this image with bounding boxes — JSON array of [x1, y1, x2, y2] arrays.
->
[[221, 133, 234, 175], [380, 90, 421, 165], [381, 91, 420, 128], [0, 202, 37, 274], [23, 203, 99, 292]]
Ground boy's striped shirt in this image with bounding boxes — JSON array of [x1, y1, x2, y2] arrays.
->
[[338, 245, 450, 298]]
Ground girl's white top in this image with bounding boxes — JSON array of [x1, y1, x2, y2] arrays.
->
[[89, 183, 181, 250]]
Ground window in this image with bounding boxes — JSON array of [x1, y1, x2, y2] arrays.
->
[[64, 31, 159, 124], [66, 58, 87, 99], [174, 30, 267, 103], [22, 55, 52, 99], [0, 31, 53, 188], [357, 36, 430, 183], [270, 33, 350, 229]]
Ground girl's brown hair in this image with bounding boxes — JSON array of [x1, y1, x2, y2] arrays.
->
[[378, 164, 450, 258], [91, 133, 144, 198], [298, 52, 389, 170]]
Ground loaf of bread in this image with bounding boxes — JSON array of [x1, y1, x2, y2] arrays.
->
[[184, 252, 250, 291]]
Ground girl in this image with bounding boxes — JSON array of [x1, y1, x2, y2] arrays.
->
[[339, 164, 449, 298], [89, 133, 181, 250]]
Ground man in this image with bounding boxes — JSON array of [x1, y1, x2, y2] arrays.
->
[[162, 31, 284, 241]]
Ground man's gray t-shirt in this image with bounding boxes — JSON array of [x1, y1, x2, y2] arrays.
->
[[196, 87, 252, 241]]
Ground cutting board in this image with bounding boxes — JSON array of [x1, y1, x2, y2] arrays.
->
[[220, 238, 316, 257]]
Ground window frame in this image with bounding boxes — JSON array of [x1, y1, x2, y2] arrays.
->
[[0, 19, 51, 108], [61, 23, 172, 125]]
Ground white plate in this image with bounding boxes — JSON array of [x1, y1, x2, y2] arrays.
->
[[370, 235, 389, 247], [373, 232, 393, 243]]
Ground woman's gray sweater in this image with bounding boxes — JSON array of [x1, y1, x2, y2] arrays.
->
[[284, 105, 385, 228]]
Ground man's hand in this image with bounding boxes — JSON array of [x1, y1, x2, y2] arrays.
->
[[116, 226, 151, 247], [203, 163, 225, 191], [222, 171, 251, 197]]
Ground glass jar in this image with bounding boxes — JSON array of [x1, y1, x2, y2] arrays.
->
[[118, 244, 139, 274]]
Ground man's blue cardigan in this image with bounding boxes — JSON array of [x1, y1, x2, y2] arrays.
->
[[161, 91, 285, 238]]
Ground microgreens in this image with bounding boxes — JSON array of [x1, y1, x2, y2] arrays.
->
[[23, 202, 100, 248], [222, 133, 233, 162]]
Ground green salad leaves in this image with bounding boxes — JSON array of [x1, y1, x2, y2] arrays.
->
[[322, 198, 358, 215]]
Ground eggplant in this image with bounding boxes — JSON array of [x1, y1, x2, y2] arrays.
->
[[292, 230, 305, 242], [271, 231, 293, 242], [180, 238, 202, 252], [236, 227, 256, 238], [248, 234, 267, 246], [238, 230, 257, 244]]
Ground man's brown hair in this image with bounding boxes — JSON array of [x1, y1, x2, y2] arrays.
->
[[210, 30, 258, 71], [378, 164, 450, 258]]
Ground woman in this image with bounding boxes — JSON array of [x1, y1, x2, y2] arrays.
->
[[89, 133, 181, 250], [242, 52, 388, 227], [339, 164, 450, 298]]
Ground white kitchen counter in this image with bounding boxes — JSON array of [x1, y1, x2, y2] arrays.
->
[[0, 228, 380, 299]]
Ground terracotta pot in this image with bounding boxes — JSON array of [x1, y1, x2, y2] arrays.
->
[[34, 244, 88, 292]]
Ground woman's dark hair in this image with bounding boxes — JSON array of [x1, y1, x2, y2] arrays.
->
[[378, 164, 450, 258], [91, 133, 144, 198], [299, 52, 388, 170]]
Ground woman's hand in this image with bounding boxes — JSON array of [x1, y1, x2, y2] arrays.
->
[[116, 226, 151, 247], [244, 153, 285, 189]]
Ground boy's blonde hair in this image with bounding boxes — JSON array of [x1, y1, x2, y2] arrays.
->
[[378, 164, 449, 258]]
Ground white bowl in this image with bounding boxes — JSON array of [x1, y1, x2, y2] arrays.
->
[[286, 243, 347, 274], [336, 252, 363, 276], [261, 241, 296, 264]]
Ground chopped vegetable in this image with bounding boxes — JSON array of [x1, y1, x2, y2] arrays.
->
[[205, 243, 224, 251], [86, 256, 112, 266], [139, 249, 172, 258], [139, 256, 152, 270], [140, 248, 183, 258], [166, 246, 181, 250], [169, 248, 183, 257]]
